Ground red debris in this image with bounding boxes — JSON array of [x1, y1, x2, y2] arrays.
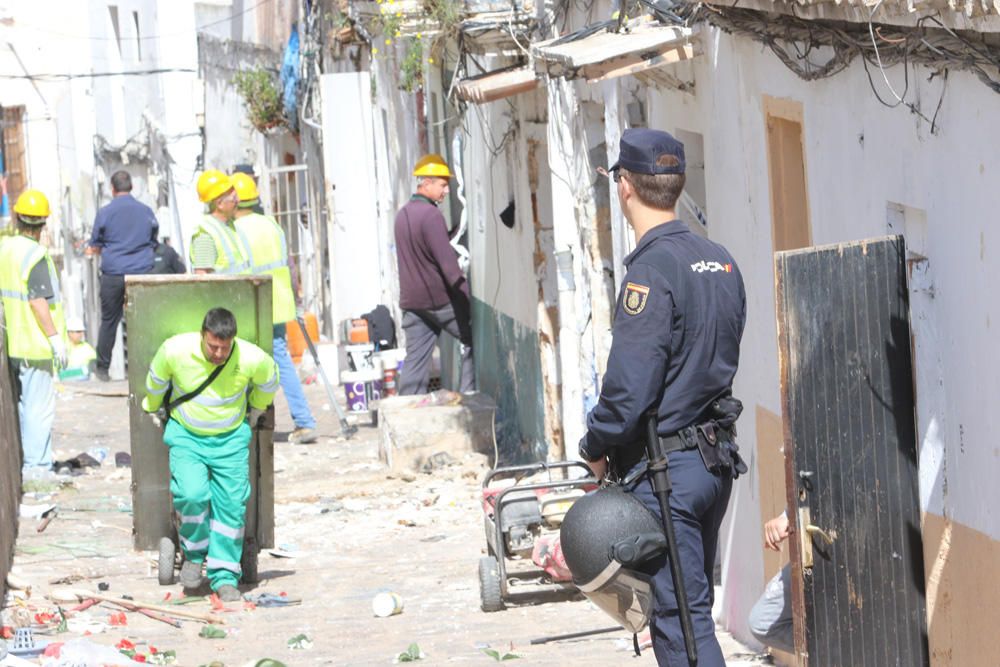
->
[[109, 612, 128, 626]]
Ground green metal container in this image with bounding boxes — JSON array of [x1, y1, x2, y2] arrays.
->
[[124, 275, 275, 556]]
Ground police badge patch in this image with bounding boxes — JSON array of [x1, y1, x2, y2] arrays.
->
[[622, 282, 650, 315]]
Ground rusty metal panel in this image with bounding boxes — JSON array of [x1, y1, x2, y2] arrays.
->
[[775, 235, 928, 666], [0, 303, 22, 600], [125, 275, 274, 551]]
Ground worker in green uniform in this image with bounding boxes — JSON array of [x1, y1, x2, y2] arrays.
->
[[190, 170, 249, 275], [142, 307, 279, 601], [230, 172, 318, 444], [0, 189, 67, 478]]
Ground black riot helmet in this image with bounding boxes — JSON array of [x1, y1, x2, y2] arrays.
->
[[560, 486, 667, 633]]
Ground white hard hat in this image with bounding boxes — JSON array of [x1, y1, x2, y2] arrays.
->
[[66, 316, 85, 331]]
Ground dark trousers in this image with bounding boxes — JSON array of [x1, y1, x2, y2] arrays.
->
[[398, 304, 474, 395], [96, 273, 126, 372], [626, 449, 733, 667]]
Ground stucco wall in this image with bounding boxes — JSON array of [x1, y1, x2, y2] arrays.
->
[[647, 27, 999, 663]]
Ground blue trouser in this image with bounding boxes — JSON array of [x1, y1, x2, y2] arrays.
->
[[626, 449, 733, 667], [165, 419, 251, 590], [748, 563, 793, 653], [273, 324, 315, 429], [14, 361, 55, 474]]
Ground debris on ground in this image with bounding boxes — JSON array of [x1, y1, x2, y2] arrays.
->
[[198, 625, 227, 639], [286, 634, 312, 650], [394, 642, 425, 662]]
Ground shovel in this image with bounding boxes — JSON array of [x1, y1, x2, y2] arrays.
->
[[296, 317, 358, 439]]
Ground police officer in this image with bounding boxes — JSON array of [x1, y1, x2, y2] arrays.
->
[[579, 128, 746, 666]]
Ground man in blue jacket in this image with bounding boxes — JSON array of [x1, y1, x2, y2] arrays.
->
[[87, 170, 158, 380]]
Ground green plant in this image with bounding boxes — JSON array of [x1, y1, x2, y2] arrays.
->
[[233, 68, 286, 133], [426, 0, 461, 35], [399, 39, 424, 92]]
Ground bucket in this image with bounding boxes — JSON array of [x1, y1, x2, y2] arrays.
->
[[341, 369, 382, 412], [372, 591, 404, 617], [286, 312, 319, 364]]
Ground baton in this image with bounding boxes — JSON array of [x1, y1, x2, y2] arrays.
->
[[296, 317, 358, 439], [644, 409, 698, 666]]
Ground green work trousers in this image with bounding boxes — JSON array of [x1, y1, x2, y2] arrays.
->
[[164, 419, 252, 590]]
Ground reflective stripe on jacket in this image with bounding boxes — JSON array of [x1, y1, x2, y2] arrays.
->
[[142, 332, 278, 436], [234, 212, 296, 324], [189, 215, 249, 275], [0, 234, 66, 360]]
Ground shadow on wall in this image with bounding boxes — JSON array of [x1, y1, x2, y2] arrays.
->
[[470, 298, 546, 465], [0, 303, 23, 601]]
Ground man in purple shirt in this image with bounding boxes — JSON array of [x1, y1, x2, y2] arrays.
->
[[394, 154, 474, 394], [86, 170, 158, 380]]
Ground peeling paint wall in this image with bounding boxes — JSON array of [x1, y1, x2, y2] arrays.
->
[[645, 26, 1000, 662]]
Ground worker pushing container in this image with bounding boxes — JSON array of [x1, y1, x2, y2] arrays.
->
[[125, 274, 275, 586]]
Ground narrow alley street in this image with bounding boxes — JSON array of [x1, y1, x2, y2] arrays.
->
[[6, 380, 765, 666]]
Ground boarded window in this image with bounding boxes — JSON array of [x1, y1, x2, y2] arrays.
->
[[1, 106, 27, 201], [764, 96, 811, 252]]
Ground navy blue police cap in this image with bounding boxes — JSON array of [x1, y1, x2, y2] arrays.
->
[[609, 128, 685, 175]]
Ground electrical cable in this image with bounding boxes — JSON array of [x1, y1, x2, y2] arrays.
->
[[0, 68, 196, 81], [8, 0, 275, 43]]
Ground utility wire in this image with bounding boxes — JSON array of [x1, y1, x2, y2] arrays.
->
[[0, 68, 196, 81], [8, 0, 274, 43]]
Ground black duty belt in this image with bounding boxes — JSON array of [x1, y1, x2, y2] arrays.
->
[[611, 424, 735, 485]]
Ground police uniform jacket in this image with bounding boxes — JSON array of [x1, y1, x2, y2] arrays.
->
[[580, 220, 746, 462]]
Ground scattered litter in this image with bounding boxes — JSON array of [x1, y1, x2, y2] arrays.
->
[[40, 637, 140, 665], [420, 535, 447, 543], [65, 614, 110, 635], [394, 643, 425, 662], [249, 660, 288, 667], [115, 639, 176, 664], [5, 571, 30, 592], [115, 452, 132, 468], [9, 628, 46, 658], [98, 582, 110, 591], [243, 593, 301, 608], [198, 625, 227, 639], [86, 447, 109, 465], [19, 503, 57, 520], [268, 543, 299, 559], [286, 634, 313, 650], [372, 592, 403, 618], [108, 611, 127, 626], [481, 648, 521, 661], [421, 452, 458, 472]]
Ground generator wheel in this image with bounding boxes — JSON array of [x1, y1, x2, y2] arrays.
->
[[157, 537, 176, 586], [478, 556, 505, 612], [241, 538, 259, 584]]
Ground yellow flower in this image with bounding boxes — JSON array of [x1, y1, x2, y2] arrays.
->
[[396, 11, 402, 17], [416, 32, 422, 39], [385, 38, 392, 45], [428, 57, 434, 64], [373, 47, 379, 54]]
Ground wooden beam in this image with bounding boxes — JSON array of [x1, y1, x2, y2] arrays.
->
[[583, 41, 699, 83]]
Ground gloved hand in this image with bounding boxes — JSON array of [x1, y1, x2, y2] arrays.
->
[[48, 334, 67, 368], [249, 407, 265, 429]]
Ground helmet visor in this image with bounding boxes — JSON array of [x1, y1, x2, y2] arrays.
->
[[577, 561, 655, 634]]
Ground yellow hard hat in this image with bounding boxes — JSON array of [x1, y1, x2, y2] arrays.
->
[[230, 172, 259, 204], [197, 169, 235, 204], [13, 189, 51, 220], [413, 154, 452, 179]]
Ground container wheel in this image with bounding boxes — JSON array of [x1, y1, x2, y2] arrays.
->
[[157, 537, 176, 586], [241, 538, 259, 584], [478, 556, 505, 612]]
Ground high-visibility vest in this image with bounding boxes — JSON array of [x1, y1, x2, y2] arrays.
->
[[189, 215, 249, 275], [234, 213, 296, 324], [142, 332, 279, 437], [0, 234, 66, 360], [68, 341, 97, 369]]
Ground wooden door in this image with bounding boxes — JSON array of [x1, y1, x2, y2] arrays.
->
[[775, 236, 929, 666]]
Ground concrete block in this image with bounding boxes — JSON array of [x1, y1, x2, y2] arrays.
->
[[378, 392, 496, 472]]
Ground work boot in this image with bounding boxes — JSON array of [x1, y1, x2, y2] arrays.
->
[[215, 584, 241, 602], [93, 367, 111, 382], [179, 560, 204, 589], [288, 427, 317, 444]]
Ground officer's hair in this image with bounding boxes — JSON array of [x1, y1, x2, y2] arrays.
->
[[202, 307, 237, 340], [621, 155, 685, 211], [110, 170, 133, 193]]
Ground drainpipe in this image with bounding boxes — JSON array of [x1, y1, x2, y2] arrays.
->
[[546, 77, 586, 458]]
